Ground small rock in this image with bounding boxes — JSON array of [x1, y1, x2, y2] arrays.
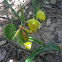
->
[[7, 59, 17, 62], [9, 59, 14, 62], [40, 52, 48, 56], [56, 1, 62, 9], [38, 25, 42, 29], [31, 60, 36, 62], [0, 40, 6, 46], [0, 50, 7, 61], [46, 19, 51, 26], [44, 5, 51, 9], [27, 14, 30, 18], [44, 0, 49, 4], [0, 0, 4, 3], [29, 11, 32, 15], [50, 0, 56, 5]]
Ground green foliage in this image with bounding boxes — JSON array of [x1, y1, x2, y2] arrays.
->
[[17, 30, 25, 45], [4, 0, 21, 21], [20, 5, 25, 22], [17, 30, 29, 45], [29, 37, 44, 45], [4, 1, 60, 62], [25, 44, 60, 62], [37, 4, 40, 11], [47, 44, 60, 51], [32, 0, 37, 19], [25, 47, 49, 62], [4, 24, 15, 41]]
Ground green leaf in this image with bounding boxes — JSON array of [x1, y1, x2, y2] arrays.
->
[[13, 29, 21, 39], [17, 30, 29, 45], [4, 24, 15, 41], [25, 47, 49, 62], [4, 0, 21, 21], [32, 0, 37, 19], [17, 30, 25, 45], [20, 5, 25, 22], [29, 37, 44, 45], [37, 4, 40, 11], [12, 24, 16, 30], [47, 44, 60, 51]]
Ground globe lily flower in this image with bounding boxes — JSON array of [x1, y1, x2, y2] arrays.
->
[[26, 18, 41, 32], [24, 42, 32, 49], [36, 11, 45, 21], [13, 26, 31, 39], [22, 28, 28, 42]]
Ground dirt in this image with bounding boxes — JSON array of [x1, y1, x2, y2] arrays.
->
[[0, 0, 62, 62]]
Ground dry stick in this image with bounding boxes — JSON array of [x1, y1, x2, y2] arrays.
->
[[0, 16, 12, 21], [37, 31, 46, 45], [3, 45, 15, 62]]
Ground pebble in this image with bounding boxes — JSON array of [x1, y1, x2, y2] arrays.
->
[[40, 52, 48, 56], [56, 1, 62, 9], [7, 59, 17, 62], [31, 60, 36, 62], [29, 11, 32, 15], [44, 0, 49, 4], [0, 40, 6, 46], [0, 0, 4, 3], [50, 0, 56, 5], [9, 59, 14, 62], [44, 5, 51, 9], [46, 19, 51, 26], [38, 25, 42, 29], [0, 50, 7, 61]]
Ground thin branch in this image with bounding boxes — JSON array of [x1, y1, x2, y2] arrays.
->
[[3, 45, 15, 62], [0, 16, 12, 21]]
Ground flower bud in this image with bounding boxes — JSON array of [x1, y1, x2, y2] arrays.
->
[[22, 28, 28, 42], [24, 42, 32, 49]]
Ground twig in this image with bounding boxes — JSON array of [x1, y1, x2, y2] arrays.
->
[[3, 45, 15, 62], [0, 16, 12, 21]]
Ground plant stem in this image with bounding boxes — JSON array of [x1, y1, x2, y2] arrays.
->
[[32, 0, 37, 19], [21, 21, 22, 27], [11, 18, 15, 23], [37, 31, 46, 45], [37, 31, 54, 50]]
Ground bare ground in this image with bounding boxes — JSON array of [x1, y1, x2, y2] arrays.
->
[[0, 0, 62, 62]]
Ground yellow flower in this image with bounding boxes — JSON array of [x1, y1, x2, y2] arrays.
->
[[24, 42, 32, 49], [36, 11, 45, 21], [26, 18, 41, 32]]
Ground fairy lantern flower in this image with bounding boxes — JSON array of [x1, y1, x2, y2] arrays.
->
[[26, 18, 41, 32], [22, 28, 28, 42], [24, 42, 32, 49], [36, 10, 45, 21]]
